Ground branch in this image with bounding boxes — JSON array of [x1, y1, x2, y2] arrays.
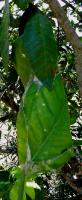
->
[[62, 173, 82, 195], [62, 0, 82, 26], [45, 0, 82, 97], [46, 0, 82, 50], [62, 0, 76, 12]]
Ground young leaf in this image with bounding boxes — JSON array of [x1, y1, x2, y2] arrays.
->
[[10, 166, 22, 180], [25, 181, 42, 200], [0, 0, 9, 71], [25, 181, 40, 190], [25, 184, 35, 200], [17, 75, 73, 170]]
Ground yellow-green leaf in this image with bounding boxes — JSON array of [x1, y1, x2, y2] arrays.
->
[[17, 74, 73, 170], [0, 0, 9, 71]]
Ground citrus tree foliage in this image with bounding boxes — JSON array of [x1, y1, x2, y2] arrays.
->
[[14, 13, 58, 86], [0, 0, 82, 199], [0, 0, 9, 70]]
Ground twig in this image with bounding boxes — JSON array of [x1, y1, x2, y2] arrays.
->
[[0, 91, 19, 112], [45, 0, 82, 97], [0, 112, 15, 122], [62, 0, 76, 12]]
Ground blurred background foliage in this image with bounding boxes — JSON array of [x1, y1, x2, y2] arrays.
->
[[0, 0, 82, 199]]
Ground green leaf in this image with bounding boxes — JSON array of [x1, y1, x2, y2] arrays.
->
[[0, 0, 9, 71], [23, 13, 58, 87], [14, 13, 58, 87], [10, 166, 22, 180], [0, 181, 12, 198], [17, 75, 73, 169], [10, 167, 26, 200], [25, 181, 40, 190], [10, 169, 40, 200], [13, 36, 32, 85], [25, 184, 35, 200], [10, 179, 39, 200], [13, 0, 31, 9], [10, 180, 26, 200]]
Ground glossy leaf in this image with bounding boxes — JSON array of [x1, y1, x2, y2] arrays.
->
[[23, 13, 58, 87], [17, 75, 73, 169], [14, 13, 58, 87]]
